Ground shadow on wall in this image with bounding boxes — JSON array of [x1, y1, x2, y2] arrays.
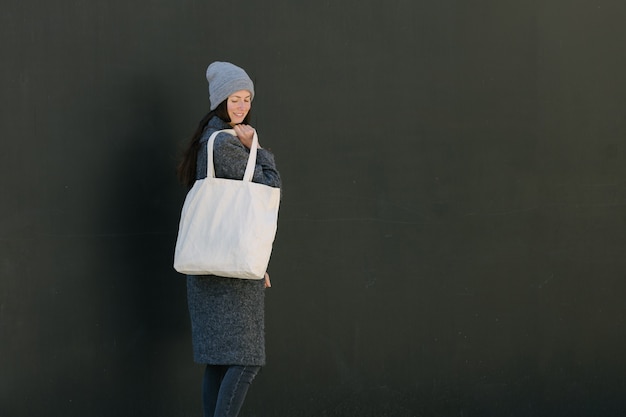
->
[[92, 75, 197, 415]]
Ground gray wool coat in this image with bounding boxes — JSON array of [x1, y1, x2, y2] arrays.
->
[[187, 116, 281, 366]]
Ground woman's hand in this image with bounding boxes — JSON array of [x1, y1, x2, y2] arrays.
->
[[233, 124, 260, 149], [264, 272, 271, 288]]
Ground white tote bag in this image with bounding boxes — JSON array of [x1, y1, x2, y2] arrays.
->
[[173, 129, 280, 279]]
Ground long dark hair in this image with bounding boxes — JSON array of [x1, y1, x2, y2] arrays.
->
[[177, 100, 252, 187]]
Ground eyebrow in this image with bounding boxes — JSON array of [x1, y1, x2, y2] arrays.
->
[[231, 95, 251, 99]]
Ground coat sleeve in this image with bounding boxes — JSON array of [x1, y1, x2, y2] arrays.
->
[[213, 132, 282, 188]]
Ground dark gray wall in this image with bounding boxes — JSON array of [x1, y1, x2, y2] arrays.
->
[[2, 1, 626, 416]]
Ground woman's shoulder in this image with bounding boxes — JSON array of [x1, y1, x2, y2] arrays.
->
[[213, 132, 245, 150], [214, 131, 241, 148], [199, 116, 234, 141], [198, 126, 238, 148]]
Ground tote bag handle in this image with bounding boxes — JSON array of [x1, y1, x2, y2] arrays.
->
[[206, 129, 259, 182]]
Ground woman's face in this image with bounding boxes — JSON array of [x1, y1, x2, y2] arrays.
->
[[226, 90, 252, 126]]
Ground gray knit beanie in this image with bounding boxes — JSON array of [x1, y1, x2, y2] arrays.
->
[[206, 61, 255, 111]]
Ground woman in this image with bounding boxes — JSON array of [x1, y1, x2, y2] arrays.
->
[[177, 61, 281, 417]]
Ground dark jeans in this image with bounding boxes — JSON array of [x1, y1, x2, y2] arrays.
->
[[202, 365, 261, 417]]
